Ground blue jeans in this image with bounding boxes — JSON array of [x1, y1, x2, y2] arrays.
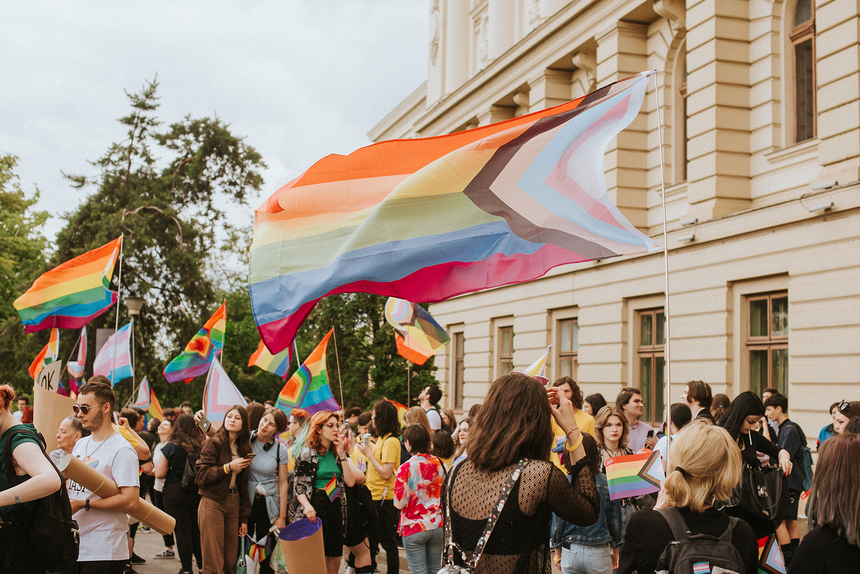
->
[[402, 528, 444, 574], [561, 542, 612, 574]]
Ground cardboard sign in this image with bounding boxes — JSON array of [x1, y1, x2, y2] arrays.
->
[[33, 362, 76, 453], [35, 361, 63, 392]]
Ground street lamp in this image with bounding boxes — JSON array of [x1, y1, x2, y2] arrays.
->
[[124, 296, 145, 401]]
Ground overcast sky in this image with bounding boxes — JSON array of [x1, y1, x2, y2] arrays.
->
[[1, 1, 429, 242]]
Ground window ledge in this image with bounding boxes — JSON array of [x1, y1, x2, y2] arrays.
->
[[765, 138, 819, 165]]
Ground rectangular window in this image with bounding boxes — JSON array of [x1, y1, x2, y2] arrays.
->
[[453, 332, 465, 409], [747, 293, 788, 396], [558, 318, 579, 379], [795, 38, 815, 142], [637, 309, 666, 424], [499, 326, 514, 376]]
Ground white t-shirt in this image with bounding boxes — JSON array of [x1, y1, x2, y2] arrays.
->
[[152, 442, 167, 492], [654, 434, 675, 470], [68, 431, 140, 562], [425, 408, 442, 431]]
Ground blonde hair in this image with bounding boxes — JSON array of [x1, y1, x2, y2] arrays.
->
[[405, 406, 433, 438], [664, 419, 741, 512]]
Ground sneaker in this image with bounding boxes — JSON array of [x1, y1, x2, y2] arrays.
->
[[138, 524, 151, 533], [154, 548, 176, 558], [131, 553, 146, 564]]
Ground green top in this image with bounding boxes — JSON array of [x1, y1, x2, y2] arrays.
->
[[313, 450, 342, 489], [0, 423, 41, 516]]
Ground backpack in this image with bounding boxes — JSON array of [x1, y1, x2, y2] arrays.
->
[[785, 421, 814, 492], [2, 426, 79, 572], [181, 449, 200, 492], [654, 507, 744, 574]]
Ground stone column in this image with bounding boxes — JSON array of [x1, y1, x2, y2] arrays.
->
[[528, 69, 571, 112], [444, 0, 469, 96], [814, 0, 860, 185], [683, 0, 752, 220], [477, 105, 516, 127], [596, 22, 649, 230], [488, 0, 515, 60]]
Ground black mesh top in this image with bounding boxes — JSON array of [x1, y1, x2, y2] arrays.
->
[[444, 458, 599, 574]]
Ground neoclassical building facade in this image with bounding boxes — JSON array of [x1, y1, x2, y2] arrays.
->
[[370, 0, 859, 435]]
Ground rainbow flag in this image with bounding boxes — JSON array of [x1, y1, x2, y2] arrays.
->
[[164, 302, 226, 383], [249, 73, 659, 355], [514, 345, 552, 385], [203, 358, 247, 430], [28, 327, 59, 378], [757, 535, 786, 574], [276, 330, 339, 416], [92, 322, 133, 385], [14, 237, 121, 333], [387, 398, 408, 427], [248, 338, 293, 379], [323, 475, 341, 502], [131, 377, 164, 423], [384, 298, 450, 365], [66, 327, 87, 396], [605, 450, 664, 501]]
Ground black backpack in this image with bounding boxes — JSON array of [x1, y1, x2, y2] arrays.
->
[[654, 507, 745, 574], [180, 449, 200, 492], [2, 426, 80, 572]]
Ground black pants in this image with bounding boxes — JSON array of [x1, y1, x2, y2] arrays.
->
[[249, 495, 275, 574], [375, 499, 400, 574], [152, 488, 176, 547], [0, 526, 42, 574], [163, 482, 203, 572]]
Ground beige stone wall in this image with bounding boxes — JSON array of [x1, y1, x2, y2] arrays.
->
[[371, 0, 860, 444]]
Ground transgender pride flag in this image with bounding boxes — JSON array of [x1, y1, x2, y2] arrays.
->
[[93, 321, 133, 385]]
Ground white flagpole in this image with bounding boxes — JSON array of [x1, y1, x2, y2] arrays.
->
[[652, 71, 672, 462], [331, 329, 344, 409], [111, 236, 124, 387]]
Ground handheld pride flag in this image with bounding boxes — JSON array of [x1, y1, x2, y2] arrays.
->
[[323, 475, 341, 502], [28, 327, 60, 378], [203, 359, 248, 430], [248, 338, 293, 379], [131, 377, 164, 423], [92, 322, 133, 385], [386, 398, 408, 427], [14, 237, 121, 333], [250, 73, 659, 356], [276, 330, 339, 416], [67, 327, 88, 396], [164, 302, 226, 383], [384, 298, 450, 365], [513, 345, 552, 386], [757, 535, 787, 574], [604, 450, 664, 501]]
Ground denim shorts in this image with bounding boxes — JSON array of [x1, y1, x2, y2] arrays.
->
[[561, 542, 612, 574]]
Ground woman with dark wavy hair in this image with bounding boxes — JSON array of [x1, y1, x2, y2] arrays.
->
[[445, 374, 599, 573], [154, 413, 205, 574], [195, 405, 252, 574]]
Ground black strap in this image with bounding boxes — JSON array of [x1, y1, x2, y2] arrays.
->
[[657, 506, 738, 543], [435, 456, 448, 476], [3, 426, 48, 488]]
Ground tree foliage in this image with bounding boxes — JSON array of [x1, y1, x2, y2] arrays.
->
[[54, 78, 266, 408], [0, 154, 50, 394]]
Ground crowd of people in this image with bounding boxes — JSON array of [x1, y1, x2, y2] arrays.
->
[[1, 375, 859, 574]]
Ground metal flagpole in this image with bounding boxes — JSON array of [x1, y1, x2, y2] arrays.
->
[[652, 71, 673, 464], [111, 236, 125, 388], [331, 328, 344, 409]]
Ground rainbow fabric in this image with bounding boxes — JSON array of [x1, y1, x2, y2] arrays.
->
[[131, 377, 164, 423], [249, 73, 659, 355], [605, 450, 664, 501], [92, 322, 133, 385], [515, 345, 552, 385], [384, 298, 450, 365], [387, 398, 408, 427], [203, 359, 248, 429], [324, 475, 341, 502], [276, 330, 339, 415], [14, 237, 121, 333], [67, 327, 88, 396], [757, 535, 787, 574], [27, 327, 59, 378], [164, 302, 226, 383], [248, 338, 293, 379]]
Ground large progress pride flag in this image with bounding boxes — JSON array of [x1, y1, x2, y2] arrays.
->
[[15, 237, 121, 333], [250, 72, 660, 354]]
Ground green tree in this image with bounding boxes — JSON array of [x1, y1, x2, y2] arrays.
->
[[0, 154, 50, 394], [55, 78, 266, 409]]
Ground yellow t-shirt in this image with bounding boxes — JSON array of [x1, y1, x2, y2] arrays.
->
[[366, 433, 400, 501], [115, 424, 140, 448], [349, 444, 369, 474], [551, 410, 595, 472]]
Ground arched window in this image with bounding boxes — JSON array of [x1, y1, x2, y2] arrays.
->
[[791, 0, 816, 142]]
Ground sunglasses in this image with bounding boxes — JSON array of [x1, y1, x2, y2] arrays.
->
[[73, 402, 107, 415]]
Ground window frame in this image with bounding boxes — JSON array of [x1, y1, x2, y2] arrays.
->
[[557, 317, 579, 380], [745, 292, 789, 396], [451, 331, 465, 409], [790, 0, 816, 143], [498, 325, 514, 376], [636, 307, 666, 425]]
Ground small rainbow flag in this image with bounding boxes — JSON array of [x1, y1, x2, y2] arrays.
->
[[276, 330, 339, 416], [14, 237, 121, 333], [324, 475, 341, 502], [384, 298, 450, 365], [387, 398, 408, 427], [605, 450, 664, 501], [164, 302, 226, 383], [28, 327, 59, 378], [131, 377, 164, 423], [248, 338, 293, 379], [513, 345, 552, 386], [757, 535, 786, 574]]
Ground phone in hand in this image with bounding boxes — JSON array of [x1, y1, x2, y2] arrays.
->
[[245, 453, 257, 460], [647, 430, 655, 439], [197, 413, 212, 434]]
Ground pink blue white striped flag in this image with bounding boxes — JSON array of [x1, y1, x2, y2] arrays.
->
[[203, 359, 248, 430], [67, 327, 88, 396], [92, 322, 133, 386]]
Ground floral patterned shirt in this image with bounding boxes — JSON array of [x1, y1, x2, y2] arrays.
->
[[393, 453, 446, 537]]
